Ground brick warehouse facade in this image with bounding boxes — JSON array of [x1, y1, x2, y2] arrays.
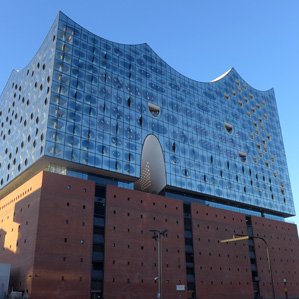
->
[[0, 172, 95, 298], [1, 172, 299, 299], [1, 11, 299, 299]]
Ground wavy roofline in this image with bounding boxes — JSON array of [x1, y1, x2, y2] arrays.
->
[[1, 11, 274, 98], [0, 13, 59, 98], [59, 11, 273, 93]]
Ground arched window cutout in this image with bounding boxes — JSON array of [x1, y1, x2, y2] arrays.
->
[[135, 134, 166, 194], [224, 123, 233, 134], [239, 151, 247, 163], [148, 103, 160, 117]]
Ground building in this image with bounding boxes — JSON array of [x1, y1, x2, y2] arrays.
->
[[0, 11, 298, 299]]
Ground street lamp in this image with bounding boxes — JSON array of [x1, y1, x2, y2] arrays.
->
[[283, 278, 288, 299], [220, 234, 275, 299], [150, 229, 168, 299]]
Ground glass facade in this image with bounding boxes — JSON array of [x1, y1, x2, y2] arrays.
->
[[0, 14, 58, 190], [0, 12, 295, 217]]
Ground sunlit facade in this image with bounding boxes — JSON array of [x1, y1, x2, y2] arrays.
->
[[0, 11, 298, 299]]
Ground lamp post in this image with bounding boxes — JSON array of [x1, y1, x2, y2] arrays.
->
[[150, 229, 168, 299], [283, 278, 288, 299], [220, 234, 275, 299]]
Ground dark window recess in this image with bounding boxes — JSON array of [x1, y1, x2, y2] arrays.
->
[[239, 151, 247, 163], [245, 216, 261, 298], [127, 97, 131, 107], [93, 261, 104, 270], [172, 142, 176, 152], [93, 244, 104, 252], [92, 184, 106, 295], [94, 202, 105, 217], [224, 123, 233, 134], [138, 116, 143, 126], [148, 103, 160, 117], [183, 203, 196, 296], [95, 185, 106, 199]]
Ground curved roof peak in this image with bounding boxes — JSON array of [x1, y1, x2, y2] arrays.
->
[[211, 68, 233, 82], [58, 11, 147, 47], [211, 67, 273, 92]]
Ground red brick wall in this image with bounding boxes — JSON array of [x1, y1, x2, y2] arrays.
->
[[103, 188, 299, 299], [191, 204, 253, 299], [252, 216, 299, 299], [31, 171, 95, 299], [0, 172, 43, 293], [104, 186, 188, 299], [2, 176, 299, 299], [0, 171, 95, 299]]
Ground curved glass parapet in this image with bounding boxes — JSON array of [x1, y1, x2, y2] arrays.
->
[[0, 12, 295, 216]]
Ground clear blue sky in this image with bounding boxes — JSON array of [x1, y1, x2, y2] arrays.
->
[[1, 1, 298, 224]]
